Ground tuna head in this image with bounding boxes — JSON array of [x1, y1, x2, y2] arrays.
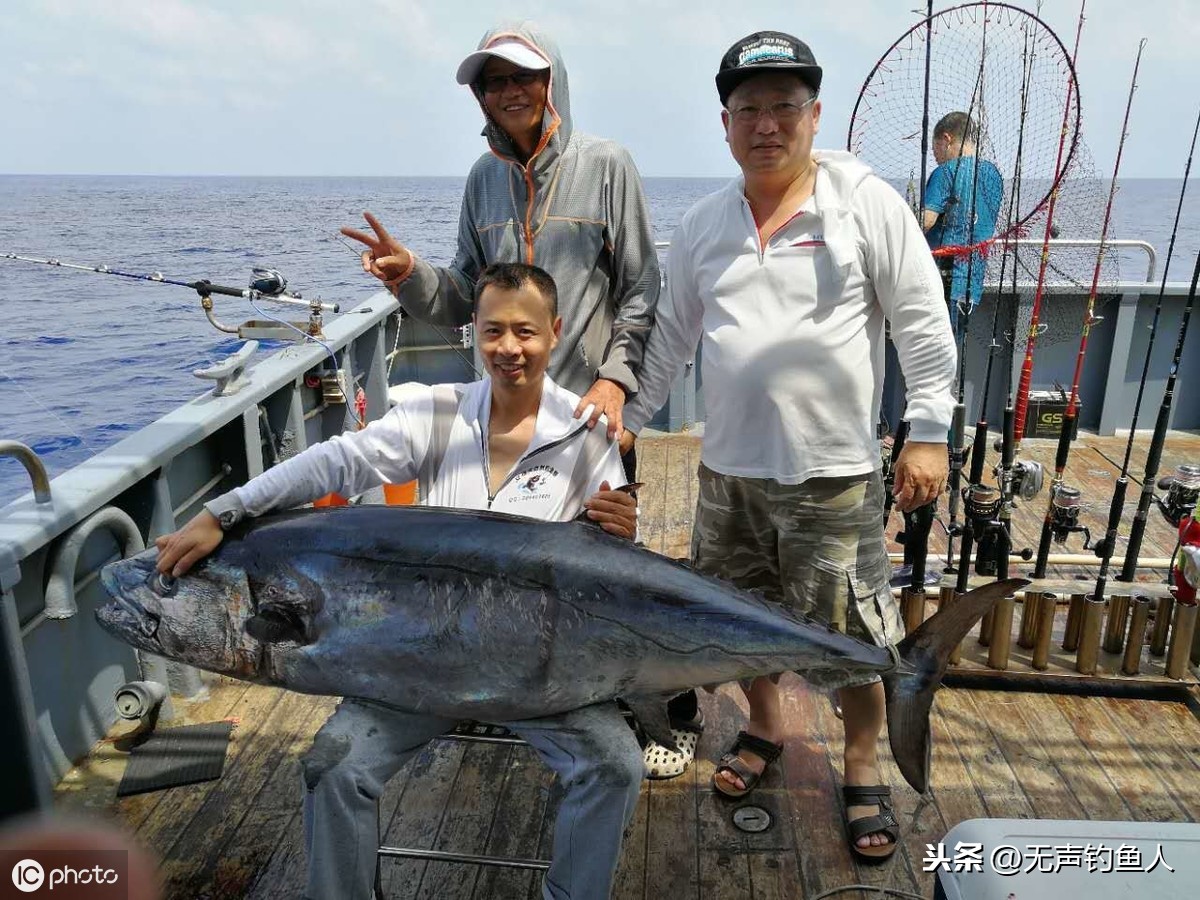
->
[[97, 546, 322, 681]]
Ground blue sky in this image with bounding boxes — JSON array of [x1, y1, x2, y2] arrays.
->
[[2, 0, 1195, 178]]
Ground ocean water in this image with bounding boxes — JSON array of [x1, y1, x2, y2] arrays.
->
[[1, 174, 1197, 507]]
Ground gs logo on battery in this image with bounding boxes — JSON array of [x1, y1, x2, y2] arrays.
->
[[1040, 412, 1064, 425]]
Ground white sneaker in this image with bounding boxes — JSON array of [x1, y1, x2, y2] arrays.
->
[[643, 712, 704, 780]]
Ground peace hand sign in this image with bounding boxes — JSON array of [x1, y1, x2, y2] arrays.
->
[[340, 211, 413, 285]]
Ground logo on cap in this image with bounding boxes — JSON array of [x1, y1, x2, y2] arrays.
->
[[738, 38, 797, 66]]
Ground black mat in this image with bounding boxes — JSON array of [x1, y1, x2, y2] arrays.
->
[[116, 722, 234, 797]]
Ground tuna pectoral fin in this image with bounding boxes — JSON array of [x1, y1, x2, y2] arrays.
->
[[622, 695, 680, 753], [882, 577, 1028, 795]]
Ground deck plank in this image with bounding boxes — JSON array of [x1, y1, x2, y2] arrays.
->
[[183, 695, 336, 898], [1051, 693, 1190, 823], [611, 766, 649, 900], [643, 753, 701, 900], [471, 744, 554, 900], [131, 684, 286, 865], [936, 690, 1035, 821], [810, 683, 922, 897], [778, 685, 857, 899], [1101, 699, 1200, 821], [419, 742, 522, 898], [155, 688, 321, 894], [379, 740, 469, 900]]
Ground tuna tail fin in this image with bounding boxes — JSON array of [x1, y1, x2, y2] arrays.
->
[[882, 578, 1027, 794]]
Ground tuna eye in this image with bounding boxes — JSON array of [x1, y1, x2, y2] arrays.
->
[[150, 573, 177, 597]]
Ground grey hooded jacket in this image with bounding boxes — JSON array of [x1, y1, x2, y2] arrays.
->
[[395, 24, 660, 397]]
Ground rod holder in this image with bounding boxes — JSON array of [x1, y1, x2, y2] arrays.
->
[[1018, 590, 1043, 649], [901, 587, 926, 636], [1149, 591, 1175, 657], [978, 605, 994, 647], [1063, 593, 1086, 652], [1122, 594, 1152, 676], [114, 681, 168, 720], [1076, 596, 1105, 675], [1102, 594, 1131, 655], [1164, 602, 1198, 680], [938, 587, 962, 665], [1032, 592, 1058, 671], [987, 595, 1016, 670]]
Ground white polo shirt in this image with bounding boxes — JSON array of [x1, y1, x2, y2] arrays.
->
[[624, 150, 956, 485]]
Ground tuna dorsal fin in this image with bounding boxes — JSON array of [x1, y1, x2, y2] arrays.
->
[[621, 694, 678, 753]]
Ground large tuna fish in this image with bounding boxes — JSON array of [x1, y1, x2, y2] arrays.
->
[[97, 505, 1023, 793]]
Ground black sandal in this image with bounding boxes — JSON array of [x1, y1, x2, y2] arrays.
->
[[842, 784, 900, 864], [712, 730, 783, 798]]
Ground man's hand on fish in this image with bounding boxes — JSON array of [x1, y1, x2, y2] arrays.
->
[[155, 510, 224, 578], [341, 211, 414, 286], [583, 481, 637, 539], [892, 441, 949, 512], [574, 378, 627, 440]]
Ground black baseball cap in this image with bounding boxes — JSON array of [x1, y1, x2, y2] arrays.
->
[[716, 31, 823, 105]]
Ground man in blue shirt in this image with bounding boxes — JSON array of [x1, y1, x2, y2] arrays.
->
[[923, 111, 1003, 331]]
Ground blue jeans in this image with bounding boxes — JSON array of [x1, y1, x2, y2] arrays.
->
[[300, 698, 643, 900]]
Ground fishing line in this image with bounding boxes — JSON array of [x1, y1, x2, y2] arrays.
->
[[0, 365, 105, 460], [331, 229, 483, 379]]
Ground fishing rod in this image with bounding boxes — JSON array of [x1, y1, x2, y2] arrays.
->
[[942, 25, 992, 575], [1011, 0, 1086, 447], [1031, 39, 1145, 579], [1094, 109, 1200, 588], [1108, 253, 1200, 586], [1103, 105, 1200, 583], [883, 419, 910, 528], [919, 0, 934, 218], [954, 17, 1038, 592], [1, 252, 340, 312]]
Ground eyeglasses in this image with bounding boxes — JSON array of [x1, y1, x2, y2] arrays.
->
[[727, 96, 817, 126], [480, 71, 545, 94]]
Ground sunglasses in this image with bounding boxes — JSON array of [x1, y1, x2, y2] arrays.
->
[[480, 71, 545, 94]]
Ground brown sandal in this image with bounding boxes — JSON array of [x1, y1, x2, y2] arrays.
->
[[712, 730, 783, 799], [843, 784, 900, 864]]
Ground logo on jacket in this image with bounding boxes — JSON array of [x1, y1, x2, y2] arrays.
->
[[510, 465, 560, 502]]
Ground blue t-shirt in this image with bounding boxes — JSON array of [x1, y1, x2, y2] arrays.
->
[[925, 156, 1003, 305]]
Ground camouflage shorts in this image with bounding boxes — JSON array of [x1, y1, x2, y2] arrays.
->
[[691, 464, 902, 690]]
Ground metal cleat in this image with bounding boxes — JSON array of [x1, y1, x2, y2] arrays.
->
[[193, 341, 259, 397]]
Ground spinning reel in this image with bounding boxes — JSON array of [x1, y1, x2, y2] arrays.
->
[[1156, 463, 1200, 527], [1047, 485, 1092, 548]]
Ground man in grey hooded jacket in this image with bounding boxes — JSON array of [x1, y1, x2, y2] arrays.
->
[[343, 22, 660, 453]]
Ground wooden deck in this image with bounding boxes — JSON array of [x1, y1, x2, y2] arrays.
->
[[54, 430, 1200, 899]]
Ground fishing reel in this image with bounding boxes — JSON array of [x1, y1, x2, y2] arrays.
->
[[964, 484, 1001, 534], [250, 267, 287, 296], [1156, 463, 1200, 527], [1048, 485, 1092, 547], [1010, 459, 1045, 502]]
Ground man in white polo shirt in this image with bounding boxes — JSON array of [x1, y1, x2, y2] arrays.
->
[[624, 31, 956, 863], [156, 263, 642, 900]]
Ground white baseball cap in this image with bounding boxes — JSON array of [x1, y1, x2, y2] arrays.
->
[[456, 39, 550, 85]]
